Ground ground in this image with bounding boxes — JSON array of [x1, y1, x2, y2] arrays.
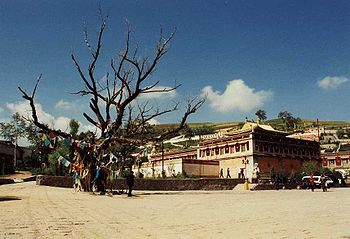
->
[[0, 182, 350, 239]]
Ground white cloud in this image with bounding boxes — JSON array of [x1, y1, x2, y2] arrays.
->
[[6, 101, 55, 125], [5, 101, 90, 133], [140, 86, 177, 99], [201, 79, 273, 113], [54, 116, 71, 131], [147, 118, 159, 125], [317, 76, 348, 90], [55, 99, 74, 110], [80, 124, 99, 133]]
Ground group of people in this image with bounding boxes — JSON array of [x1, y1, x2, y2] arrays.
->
[[219, 168, 231, 178], [309, 173, 328, 192], [71, 153, 135, 197], [219, 165, 260, 180]]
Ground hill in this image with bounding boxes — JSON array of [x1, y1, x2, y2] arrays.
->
[[155, 119, 350, 132]]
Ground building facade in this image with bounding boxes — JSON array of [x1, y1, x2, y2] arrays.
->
[[139, 121, 321, 181], [198, 121, 321, 180], [321, 144, 350, 177]]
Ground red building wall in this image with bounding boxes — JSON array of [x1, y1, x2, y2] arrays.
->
[[257, 156, 302, 174]]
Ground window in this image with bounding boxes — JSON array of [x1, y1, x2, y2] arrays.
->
[[241, 144, 246, 152], [206, 148, 210, 156], [235, 143, 240, 152], [225, 145, 229, 154], [255, 143, 259, 151], [246, 142, 249, 151], [264, 143, 269, 152], [329, 159, 335, 166]]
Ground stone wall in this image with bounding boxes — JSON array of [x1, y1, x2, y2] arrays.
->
[[0, 178, 15, 185], [36, 175, 73, 188], [36, 175, 243, 190]]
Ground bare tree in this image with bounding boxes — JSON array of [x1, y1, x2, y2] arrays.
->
[[18, 17, 204, 166]]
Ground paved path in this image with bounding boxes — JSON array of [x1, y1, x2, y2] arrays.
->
[[0, 182, 350, 238]]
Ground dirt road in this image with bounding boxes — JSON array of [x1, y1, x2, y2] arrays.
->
[[0, 182, 349, 238]]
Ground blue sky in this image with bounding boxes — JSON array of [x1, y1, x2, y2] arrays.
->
[[0, 0, 349, 131]]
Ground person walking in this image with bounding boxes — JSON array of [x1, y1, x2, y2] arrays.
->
[[219, 168, 224, 178], [126, 170, 135, 197], [309, 174, 315, 192], [226, 168, 231, 178], [320, 174, 327, 192]]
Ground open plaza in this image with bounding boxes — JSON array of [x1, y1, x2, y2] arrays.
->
[[1, 181, 349, 239]]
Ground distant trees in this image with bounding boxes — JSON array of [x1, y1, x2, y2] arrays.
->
[[0, 113, 27, 143], [277, 111, 301, 131], [255, 109, 267, 121], [182, 125, 215, 138], [0, 113, 42, 168], [69, 119, 80, 139]]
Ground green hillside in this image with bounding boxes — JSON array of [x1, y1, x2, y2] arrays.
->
[[156, 119, 350, 133]]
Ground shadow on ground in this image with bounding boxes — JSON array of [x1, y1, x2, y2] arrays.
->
[[0, 196, 21, 202]]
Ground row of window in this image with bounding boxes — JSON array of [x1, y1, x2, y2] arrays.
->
[[323, 157, 349, 167], [199, 142, 250, 157], [254, 142, 319, 157]]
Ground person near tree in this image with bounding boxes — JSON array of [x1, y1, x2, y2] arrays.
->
[[126, 170, 135, 197]]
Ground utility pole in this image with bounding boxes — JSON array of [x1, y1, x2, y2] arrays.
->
[[161, 141, 165, 178], [13, 122, 17, 169], [317, 118, 320, 142]]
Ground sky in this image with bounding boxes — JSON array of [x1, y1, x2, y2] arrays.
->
[[0, 0, 349, 133]]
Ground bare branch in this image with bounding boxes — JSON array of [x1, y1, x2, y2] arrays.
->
[[18, 75, 72, 138]]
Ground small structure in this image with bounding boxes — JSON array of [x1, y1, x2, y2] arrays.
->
[[0, 140, 32, 175], [137, 149, 219, 178], [0, 140, 15, 175]]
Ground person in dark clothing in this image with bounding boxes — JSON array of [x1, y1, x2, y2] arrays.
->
[[226, 168, 231, 178], [126, 170, 135, 197], [320, 174, 327, 192], [240, 168, 244, 179], [219, 168, 224, 178], [98, 165, 109, 195]]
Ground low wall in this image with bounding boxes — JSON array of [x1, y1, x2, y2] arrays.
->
[[108, 178, 243, 190], [36, 175, 243, 190], [251, 183, 299, 190], [23, 176, 37, 182], [0, 178, 15, 185], [36, 175, 73, 188]]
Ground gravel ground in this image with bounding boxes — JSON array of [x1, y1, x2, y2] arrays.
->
[[0, 182, 349, 239]]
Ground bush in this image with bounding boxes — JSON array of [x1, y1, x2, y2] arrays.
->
[[301, 161, 319, 175]]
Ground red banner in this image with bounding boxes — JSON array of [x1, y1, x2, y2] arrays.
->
[[335, 157, 341, 166], [322, 158, 328, 167]]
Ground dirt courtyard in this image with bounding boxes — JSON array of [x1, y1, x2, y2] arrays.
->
[[0, 182, 349, 239]]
